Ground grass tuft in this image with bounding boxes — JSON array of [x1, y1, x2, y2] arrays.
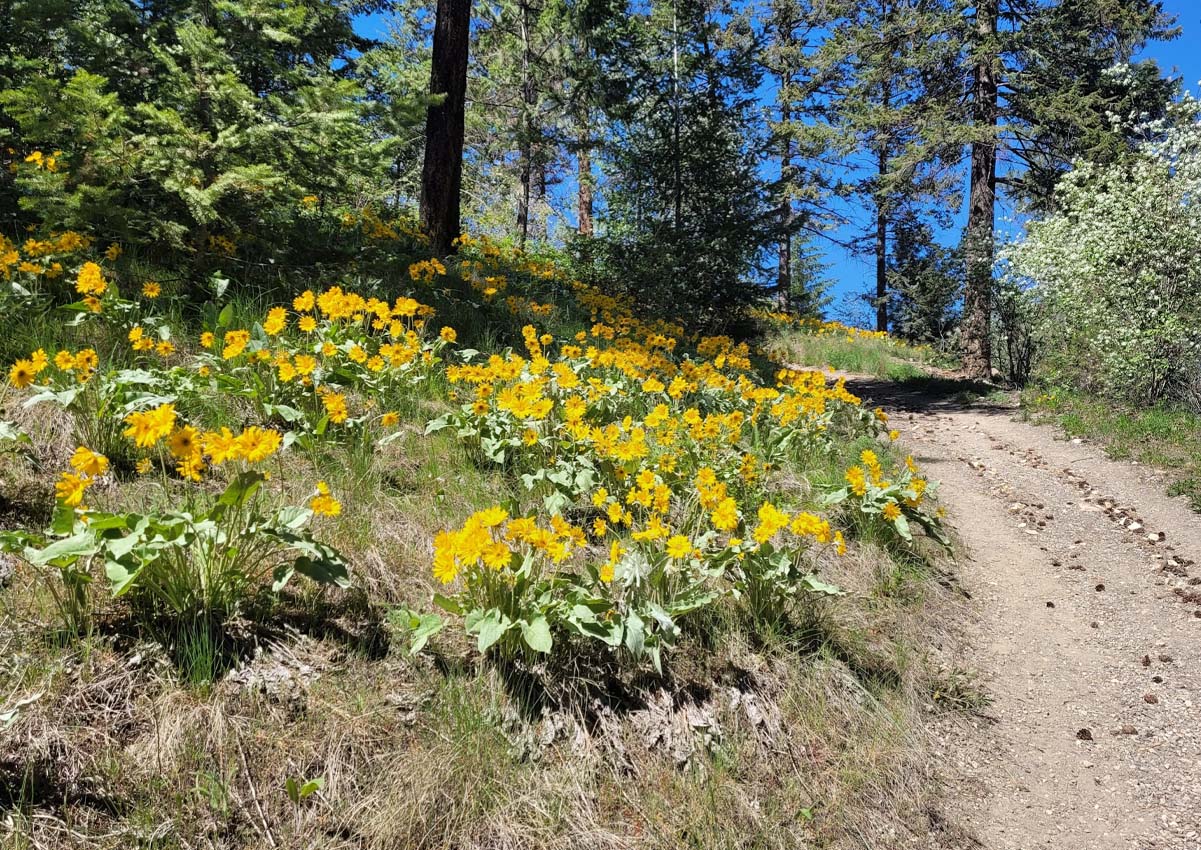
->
[[1024, 386, 1201, 512]]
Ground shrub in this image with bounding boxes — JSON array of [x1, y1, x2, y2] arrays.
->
[[1005, 102, 1201, 405]]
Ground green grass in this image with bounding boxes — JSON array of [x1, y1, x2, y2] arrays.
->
[[767, 329, 946, 379], [1024, 386, 1201, 512]]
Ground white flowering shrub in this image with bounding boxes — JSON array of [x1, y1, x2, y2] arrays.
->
[[1005, 99, 1201, 406]]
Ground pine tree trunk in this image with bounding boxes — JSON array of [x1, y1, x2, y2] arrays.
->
[[577, 143, 593, 237], [419, 0, 471, 256], [875, 197, 888, 333], [516, 0, 533, 247], [777, 71, 792, 312], [875, 111, 889, 334], [962, 0, 998, 380]]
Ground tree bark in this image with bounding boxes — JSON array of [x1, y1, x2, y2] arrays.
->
[[875, 175, 888, 332], [874, 78, 891, 334], [777, 67, 792, 312], [962, 0, 998, 380], [419, 0, 471, 256], [577, 143, 593, 237], [516, 0, 533, 246]]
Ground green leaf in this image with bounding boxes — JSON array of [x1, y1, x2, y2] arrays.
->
[[103, 531, 142, 561], [271, 564, 295, 593], [0, 420, 29, 445], [432, 593, 463, 615], [265, 403, 302, 423], [407, 612, 444, 655], [800, 573, 844, 596], [26, 532, 96, 567], [623, 610, 645, 657], [84, 512, 131, 531], [424, 414, 452, 435], [50, 503, 78, 535], [218, 471, 265, 508], [520, 615, 553, 654], [105, 557, 142, 596], [473, 609, 510, 653], [217, 302, 234, 327], [290, 549, 351, 589], [274, 506, 311, 530], [0, 529, 36, 553]]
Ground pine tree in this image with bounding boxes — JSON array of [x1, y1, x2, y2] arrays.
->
[[762, 0, 844, 315], [958, 0, 1178, 379], [588, 0, 772, 324], [817, 0, 963, 332], [888, 219, 961, 342], [1, 0, 403, 258]]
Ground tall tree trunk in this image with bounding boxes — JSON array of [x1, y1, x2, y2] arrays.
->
[[875, 183, 888, 333], [516, 0, 533, 247], [534, 160, 548, 241], [671, 0, 682, 231], [419, 0, 471, 256], [577, 142, 593, 236], [962, 0, 998, 380], [777, 70, 792, 312], [874, 79, 890, 334]]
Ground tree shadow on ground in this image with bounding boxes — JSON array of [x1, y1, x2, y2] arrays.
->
[[847, 374, 1016, 417]]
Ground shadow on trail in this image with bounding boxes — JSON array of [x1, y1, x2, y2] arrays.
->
[[845, 373, 1017, 417]]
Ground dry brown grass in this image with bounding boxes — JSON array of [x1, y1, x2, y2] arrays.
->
[[1, 518, 974, 850], [0, 393, 977, 850]]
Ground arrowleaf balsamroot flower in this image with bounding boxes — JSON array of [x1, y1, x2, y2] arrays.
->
[[69, 446, 109, 477], [124, 403, 177, 448], [310, 481, 342, 517]]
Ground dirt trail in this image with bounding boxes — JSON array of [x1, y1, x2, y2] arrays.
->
[[849, 377, 1201, 850]]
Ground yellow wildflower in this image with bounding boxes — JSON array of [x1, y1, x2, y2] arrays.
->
[[55, 471, 91, 507], [69, 446, 109, 477], [123, 403, 177, 448], [310, 481, 342, 517], [7, 359, 35, 388]]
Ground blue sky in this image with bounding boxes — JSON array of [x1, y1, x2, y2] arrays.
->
[[356, 3, 1200, 324]]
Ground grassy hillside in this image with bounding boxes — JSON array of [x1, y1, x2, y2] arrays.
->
[[1, 223, 968, 848], [755, 312, 947, 380]]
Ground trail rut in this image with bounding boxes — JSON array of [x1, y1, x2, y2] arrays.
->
[[852, 378, 1201, 850]]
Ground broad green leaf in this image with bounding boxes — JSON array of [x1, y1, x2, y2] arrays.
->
[[266, 404, 302, 423], [274, 506, 311, 530], [103, 532, 141, 561], [407, 612, 444, 655], [801, 573, 844, 596], [299, 777, 324, 798], [520, 615, 552, 654], [623, 610, 645, 657], [473, 609, 510, 653], [292, 553, 350, 588], [26, 532, 96, 566], [0, 421, 29, 445], [218, 471, 265, 508], [432, 593, 463, 615]]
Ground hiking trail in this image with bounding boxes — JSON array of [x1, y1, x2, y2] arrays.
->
[[852, 376, 1201, 850]]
